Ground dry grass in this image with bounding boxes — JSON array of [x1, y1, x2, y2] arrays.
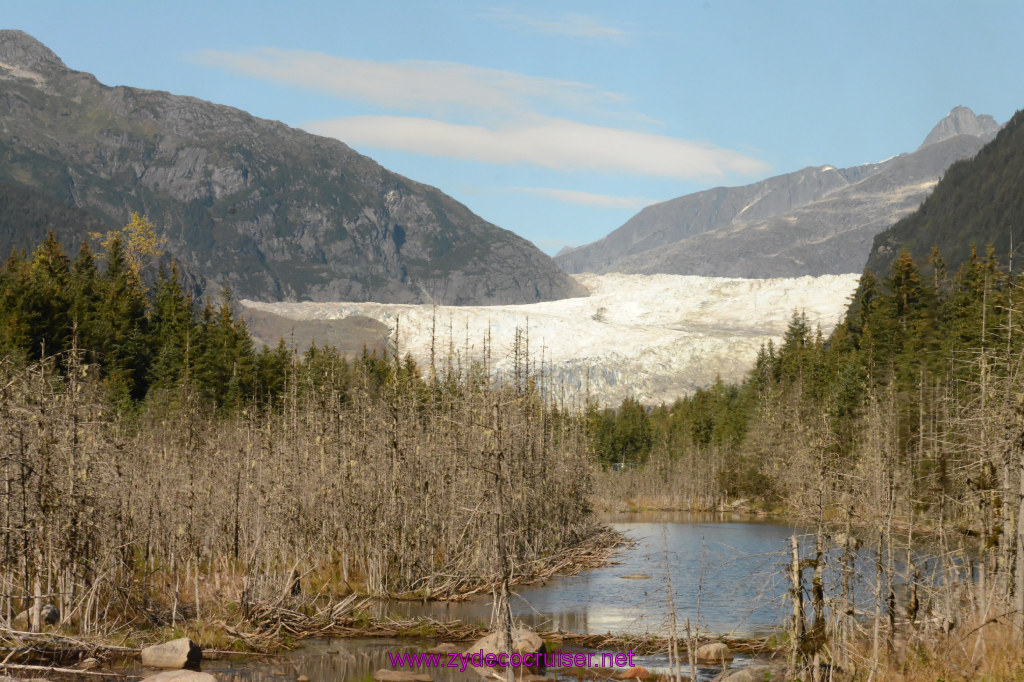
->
[[835, 618, 1024, 681]]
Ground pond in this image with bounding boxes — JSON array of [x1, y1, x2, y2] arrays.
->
[[376, 511, 800, 636], [191, 512, 803, 681]]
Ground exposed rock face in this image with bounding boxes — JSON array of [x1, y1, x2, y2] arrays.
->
[[556, 107, 1000, 278], [0, 29, 66, 74], [0, 30, 583, 305], [919, 105, 1000, 149], [140, 638, 202, 669]]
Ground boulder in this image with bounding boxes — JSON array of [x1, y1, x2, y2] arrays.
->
[[426, 643, 462, 654], [711, 664, 786, 681], [11, 604, 59, 630], [615, 666, 650, 679], [696, 642, 733, 663], [373, 671, 432, 682], [141, 638, 203, 669], [141, 672, 217, 682], [467, 627, 544, 659]]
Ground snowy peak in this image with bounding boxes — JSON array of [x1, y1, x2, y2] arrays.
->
[[919, 106, 1000, 149], [0, 30, 67, 76]]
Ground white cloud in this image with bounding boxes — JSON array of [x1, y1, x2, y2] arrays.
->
[[195, 46, 770, 181], [484, 8, 629, 42], [508, 187, 657, 210], [305, 116, 771, 180], [192, 48, 626, 119]]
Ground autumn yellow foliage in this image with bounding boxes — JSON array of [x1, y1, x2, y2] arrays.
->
[[89, 212, 167, 279]]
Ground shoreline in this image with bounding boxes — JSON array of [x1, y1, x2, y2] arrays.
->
[[0, 526, 635, 674]]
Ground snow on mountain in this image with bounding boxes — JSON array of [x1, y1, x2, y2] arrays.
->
[[241, 272, 861, 405]]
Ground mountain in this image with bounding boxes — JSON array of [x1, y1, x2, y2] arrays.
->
[[240, 272, 861, 405], [556, 107, 1000, 278], [0, 30, 583, 304], [866, 108, 1024, 276]]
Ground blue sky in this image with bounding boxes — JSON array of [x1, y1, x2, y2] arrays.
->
[[6, 1, 1023, 254]]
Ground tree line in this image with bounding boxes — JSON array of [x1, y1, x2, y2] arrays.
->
[[0, 221, 598, 634], [0, 214, 295, 409]]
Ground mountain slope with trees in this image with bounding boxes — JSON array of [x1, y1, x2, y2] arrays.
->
[[866, 108, 1024, 277]]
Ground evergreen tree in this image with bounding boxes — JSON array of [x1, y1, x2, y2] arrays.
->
[[148, 262, 198, 394], [193, 289, 257, 409], [92, 234, 152, 401]]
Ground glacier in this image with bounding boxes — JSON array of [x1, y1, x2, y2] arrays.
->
[[240, 272, 861, 406]]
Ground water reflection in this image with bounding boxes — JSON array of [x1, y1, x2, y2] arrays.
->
[[375, 512, 799, 636]]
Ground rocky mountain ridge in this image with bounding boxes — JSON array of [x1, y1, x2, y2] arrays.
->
[[0, 30, 583, 304], [556, 107, 1000, 278]]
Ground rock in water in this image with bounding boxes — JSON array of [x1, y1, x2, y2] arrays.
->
[[141, 672, 218, 682], [374, 671, 432, 682], [712, 664, 787, 681], [614, 666, 650, 679], [141, 638, 203, 669], [467, 627, 545, 658], [696, 642, 733, 663]]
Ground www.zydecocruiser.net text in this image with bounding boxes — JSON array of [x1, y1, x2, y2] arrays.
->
[[387, 650, 637, 672]]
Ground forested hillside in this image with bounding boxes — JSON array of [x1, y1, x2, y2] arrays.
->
[[602, 245, 1018, 502], [0, 182, 107, 255], [866, 108, 1024, 276]]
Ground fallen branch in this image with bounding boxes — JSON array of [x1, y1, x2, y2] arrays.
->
[[0, 661, 143, 678]]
